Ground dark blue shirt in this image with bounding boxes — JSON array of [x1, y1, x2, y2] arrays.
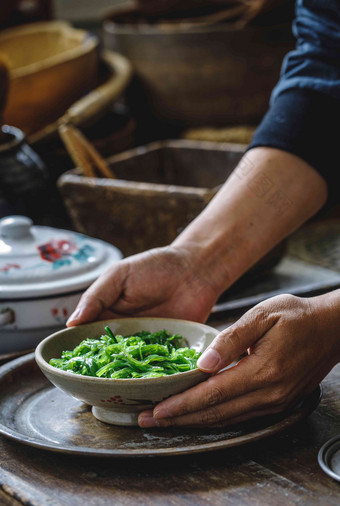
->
[[249, 0, 340, 194], [273, 0, 340, 101]]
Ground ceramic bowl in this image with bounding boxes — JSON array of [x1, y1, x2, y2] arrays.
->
[[35, 317, 219, 426]]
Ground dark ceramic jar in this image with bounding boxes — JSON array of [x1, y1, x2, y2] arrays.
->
[[0, 125, 49, 224]]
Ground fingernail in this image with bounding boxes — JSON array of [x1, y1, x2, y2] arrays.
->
[[138, 415, 159, 428], [67, 307, 82, 324], [197, 348, 222, 372]]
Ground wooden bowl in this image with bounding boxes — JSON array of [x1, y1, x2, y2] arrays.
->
[[0, 21, 99, 136], [103, 6, 294, 127], [36, 317, 218, 426]]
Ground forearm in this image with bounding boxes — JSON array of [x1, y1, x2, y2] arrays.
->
[[172, 147, 327, 297]]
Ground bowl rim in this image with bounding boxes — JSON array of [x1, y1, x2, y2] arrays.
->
[[0, 21, 99, 79], [103, 6, 292, 35], [35, 316, 218, 384]]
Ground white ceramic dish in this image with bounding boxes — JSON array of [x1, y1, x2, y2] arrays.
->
[[35, 317, 219, 426]]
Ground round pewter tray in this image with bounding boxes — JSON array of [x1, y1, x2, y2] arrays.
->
[[0, 354, 322, 458]]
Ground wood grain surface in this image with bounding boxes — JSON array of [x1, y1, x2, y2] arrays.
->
[[0, 348, 339, 505]]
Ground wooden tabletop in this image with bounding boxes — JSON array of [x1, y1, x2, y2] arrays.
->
[[0, 316, 339, 506]]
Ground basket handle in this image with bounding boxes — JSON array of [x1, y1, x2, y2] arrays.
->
[[62, 51, 132, 127]]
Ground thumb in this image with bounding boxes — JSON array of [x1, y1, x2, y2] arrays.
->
[[197, 304, 278, 372], [66, 294, 105, 327], [66, 261, 129, 326]]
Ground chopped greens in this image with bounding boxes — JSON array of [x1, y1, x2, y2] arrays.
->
[[49, 327, 201, 378]]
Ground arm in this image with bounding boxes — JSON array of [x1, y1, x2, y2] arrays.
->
[[68, 0, 339, 327], [248, 0, 340, 201], [138, 289, 340, 428], [67, 147, 326, 326], [171, 146, 327, 299]]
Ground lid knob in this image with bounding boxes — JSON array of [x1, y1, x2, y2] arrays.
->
[[0, 216, 33, 240]]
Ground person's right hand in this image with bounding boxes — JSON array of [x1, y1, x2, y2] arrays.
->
[[138, 291, 340, 428], [67, 246, 221, 327]]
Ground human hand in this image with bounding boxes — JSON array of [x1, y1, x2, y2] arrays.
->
[[67, 245, 221, 326], [138, 293, 340, 428]]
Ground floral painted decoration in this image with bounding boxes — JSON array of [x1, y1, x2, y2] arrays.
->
[[38, 239, 95, 269], [51, 306, 70, 323], [0, 263, 21, 273]]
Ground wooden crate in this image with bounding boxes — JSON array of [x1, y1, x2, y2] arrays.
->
[[58, 139, 245, 256]]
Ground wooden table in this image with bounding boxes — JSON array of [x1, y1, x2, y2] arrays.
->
[[0, 316, 339, 506]]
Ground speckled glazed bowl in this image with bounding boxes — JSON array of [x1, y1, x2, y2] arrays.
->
[[35, 318, 219, 426]]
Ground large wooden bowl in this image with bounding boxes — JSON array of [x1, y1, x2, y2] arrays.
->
[[104, 6, 294, 127], [0, 21, 99, 136]]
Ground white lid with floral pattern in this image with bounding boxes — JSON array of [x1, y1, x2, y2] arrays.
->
[[0, 216, 123, 299]]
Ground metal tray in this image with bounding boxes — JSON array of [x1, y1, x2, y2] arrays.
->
[[213, 257, 340, 315], [0, 354, 322, 458], [0, 348, 33, 367]]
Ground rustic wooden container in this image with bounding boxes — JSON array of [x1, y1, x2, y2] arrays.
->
[[0, 21, 99, 136], [58, 140, 245, 256], [103, 6, 294, 127]]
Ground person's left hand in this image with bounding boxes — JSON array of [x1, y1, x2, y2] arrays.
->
[[138, 293, 340, 428]]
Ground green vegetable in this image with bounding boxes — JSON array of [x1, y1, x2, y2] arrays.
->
[[49, 328, 201, 378]]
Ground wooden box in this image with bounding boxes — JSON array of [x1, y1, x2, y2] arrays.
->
[[58, 140, 244, 256]]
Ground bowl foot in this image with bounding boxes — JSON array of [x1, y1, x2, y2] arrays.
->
[[92, 406, 139, 426]]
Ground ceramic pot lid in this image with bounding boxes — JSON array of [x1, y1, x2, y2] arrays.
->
[[0, 216, 122, 300]]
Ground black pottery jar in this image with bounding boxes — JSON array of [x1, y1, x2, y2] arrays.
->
[[0, 125, 49, 224]]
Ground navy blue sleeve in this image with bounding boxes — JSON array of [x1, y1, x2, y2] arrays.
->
[[248, 0, 340, 191]]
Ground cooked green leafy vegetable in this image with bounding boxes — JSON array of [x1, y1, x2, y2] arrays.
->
[[49, 327, 201, 378]]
